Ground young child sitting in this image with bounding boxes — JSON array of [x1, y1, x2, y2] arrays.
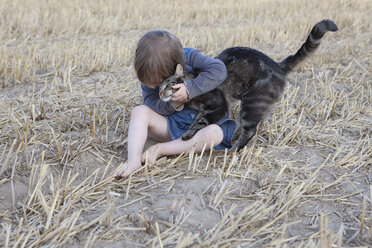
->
[[115, 30, 235, 179]]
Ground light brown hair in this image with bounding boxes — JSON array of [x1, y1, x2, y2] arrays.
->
[[134, 30, 185, 88]]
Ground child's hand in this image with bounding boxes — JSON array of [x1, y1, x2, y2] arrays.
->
[[171, 83, 189, 108]]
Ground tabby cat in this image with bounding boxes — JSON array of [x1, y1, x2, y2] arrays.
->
[[159, 19, 338, 151]]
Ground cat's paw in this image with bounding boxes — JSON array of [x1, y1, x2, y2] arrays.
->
[[181, 130, 196, 140]]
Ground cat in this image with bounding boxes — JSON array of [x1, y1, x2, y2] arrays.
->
[[159, 19, 338, 151]]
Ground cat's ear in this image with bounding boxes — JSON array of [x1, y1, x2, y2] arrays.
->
[[175, 64, 184, 76]]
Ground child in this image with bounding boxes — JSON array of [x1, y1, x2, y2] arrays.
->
[[115, 30, 236, 179]]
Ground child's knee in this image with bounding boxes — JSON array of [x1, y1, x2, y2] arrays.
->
[[131, 105, 152, 120], [208, 124, 223, 144]]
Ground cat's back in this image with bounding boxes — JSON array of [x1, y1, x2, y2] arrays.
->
[[216, 47, 284, 74]]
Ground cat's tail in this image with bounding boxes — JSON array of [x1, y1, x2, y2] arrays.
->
[[280, 19, 338, 73]]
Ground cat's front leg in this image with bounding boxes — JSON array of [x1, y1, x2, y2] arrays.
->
[[181, 113, 209, 140], [231, 124, 257, 151], [232, 123, 241, 141], [232, 108, 263, 151]]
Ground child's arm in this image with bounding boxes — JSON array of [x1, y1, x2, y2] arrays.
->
[[184, 50, 227, 99], [141, 85, 183, 116]]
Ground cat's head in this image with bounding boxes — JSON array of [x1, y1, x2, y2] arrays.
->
[[159, 64, 184, 102]]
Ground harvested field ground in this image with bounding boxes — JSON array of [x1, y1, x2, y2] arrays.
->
[[0, 0, 371, 247]]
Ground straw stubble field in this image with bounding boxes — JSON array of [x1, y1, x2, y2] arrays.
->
[[0, 0, 371, 247]]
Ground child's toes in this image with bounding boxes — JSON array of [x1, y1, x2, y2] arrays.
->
[[114, 164, 128, 180], [115, 163, 143, 180]]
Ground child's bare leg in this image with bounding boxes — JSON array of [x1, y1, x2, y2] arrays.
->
[[115, 105, 171, 179], [142, 124, 223, 162]]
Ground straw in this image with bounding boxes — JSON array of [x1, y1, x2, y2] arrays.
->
[[0, 0, 371, 247]]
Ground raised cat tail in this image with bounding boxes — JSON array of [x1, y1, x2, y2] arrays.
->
[[280, 19, 338, 73]]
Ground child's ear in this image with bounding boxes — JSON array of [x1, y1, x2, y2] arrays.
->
[[175, 64, 184, 76]]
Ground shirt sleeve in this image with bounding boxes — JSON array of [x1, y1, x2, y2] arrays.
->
[[141, 84, 183, 116], [184, 50, 227, 99]]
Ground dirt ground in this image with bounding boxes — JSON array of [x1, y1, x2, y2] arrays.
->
[[0, 0, 371, 247]]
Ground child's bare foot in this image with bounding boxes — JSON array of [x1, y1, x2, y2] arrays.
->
[[114, 162, 142, 180], [141, 144, 162, 164]]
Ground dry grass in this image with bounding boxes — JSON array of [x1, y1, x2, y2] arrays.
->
[[0, 0, 371, 247]]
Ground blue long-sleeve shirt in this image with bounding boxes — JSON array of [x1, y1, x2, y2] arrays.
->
[[141, 48, 227, 116]]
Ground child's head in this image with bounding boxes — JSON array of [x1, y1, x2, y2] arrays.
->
[[134, 30, 185, 88]]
